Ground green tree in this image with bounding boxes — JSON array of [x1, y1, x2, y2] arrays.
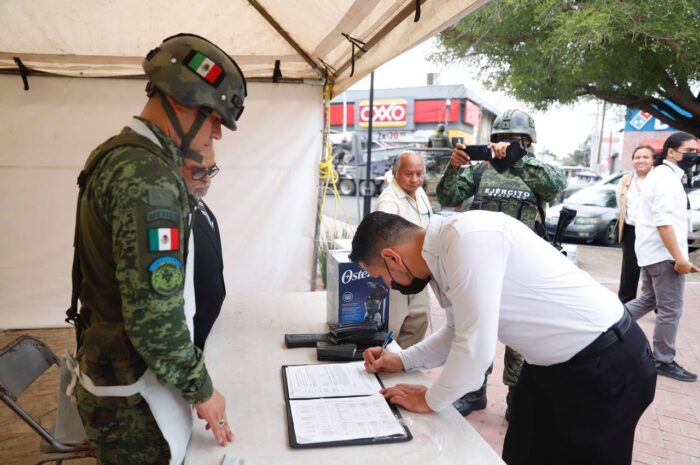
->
[[431, 0, 700, 136], [562, 137, 591, 167]]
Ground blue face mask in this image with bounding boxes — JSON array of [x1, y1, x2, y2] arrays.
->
[[384, 258, 430, 295]]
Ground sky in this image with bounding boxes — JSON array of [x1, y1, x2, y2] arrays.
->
[[348, 38, 622, 158]]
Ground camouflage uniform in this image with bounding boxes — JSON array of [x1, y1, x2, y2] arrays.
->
[[436, 154, 566, 389], [67, 33, 247, 464], [75, 119, 211, 464], [428, 132, 452, 149]]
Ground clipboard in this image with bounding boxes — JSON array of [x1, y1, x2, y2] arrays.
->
[[281, 364, 412, 449]]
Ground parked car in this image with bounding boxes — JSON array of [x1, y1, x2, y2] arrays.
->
[[546, 185, 619, 246], [332, 133, 404, 196], [556, 170, 602, 203], [555, 171, 625, 204], [689, 189, 700, 251], [596, 172, 625, 186]]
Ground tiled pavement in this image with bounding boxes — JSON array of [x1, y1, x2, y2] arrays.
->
[[424, 247, 700, 465]]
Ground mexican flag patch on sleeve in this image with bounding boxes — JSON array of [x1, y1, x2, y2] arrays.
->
[[148, 227, 180, 252], [184, 50, 225, 86]]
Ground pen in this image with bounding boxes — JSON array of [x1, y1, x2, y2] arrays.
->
[[378, 330, 393, 357]]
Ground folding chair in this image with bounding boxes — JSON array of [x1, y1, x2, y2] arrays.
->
[[0, 336, 94, 464]]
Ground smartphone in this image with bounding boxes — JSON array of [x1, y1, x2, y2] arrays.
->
[[464, 145, 493, 161]]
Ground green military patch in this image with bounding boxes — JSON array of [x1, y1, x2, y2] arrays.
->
[[148, 257, 184, 296], [146, 208, 180, 223], [148, 189, 175, 207]]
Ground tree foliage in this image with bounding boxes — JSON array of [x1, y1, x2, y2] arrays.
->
[[562, 136, 591, 167], [431, 0, 700, 136]]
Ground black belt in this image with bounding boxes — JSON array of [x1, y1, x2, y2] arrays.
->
[[574, 310, 632, 359]]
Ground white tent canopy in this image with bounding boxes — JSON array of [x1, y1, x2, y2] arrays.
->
[[0, 0, 486, 95], [0, 0, 486, 329]]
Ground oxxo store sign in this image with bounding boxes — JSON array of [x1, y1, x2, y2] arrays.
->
[[359, 98, 408, 128]]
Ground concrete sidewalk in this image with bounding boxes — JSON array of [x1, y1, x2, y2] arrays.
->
[[426, 245, 700, 465]]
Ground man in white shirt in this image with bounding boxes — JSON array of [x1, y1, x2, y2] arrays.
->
[[350, 211, 656, 465], [374, 151, 433, 348], [625, 132, 699, 382]]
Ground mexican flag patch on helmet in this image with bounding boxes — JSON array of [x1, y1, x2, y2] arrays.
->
[[184, 50, 225, 86]]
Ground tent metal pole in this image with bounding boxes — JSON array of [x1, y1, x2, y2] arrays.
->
[[247, 0, 325, 79], [333, 0, 427, 79]]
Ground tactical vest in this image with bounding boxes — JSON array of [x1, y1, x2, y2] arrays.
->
[[68, 131, 191, 388], [429, 134, 450, 149], [470, 163, 543, 231]]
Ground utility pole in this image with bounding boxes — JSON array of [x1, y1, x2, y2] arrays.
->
[[595, 101, 607, 171], [444, 98, 451, 127], [363, 71, 375, 218], [342, 92, 347, 135]]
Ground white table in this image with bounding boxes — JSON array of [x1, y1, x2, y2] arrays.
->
[[186, 292, 504, 465]]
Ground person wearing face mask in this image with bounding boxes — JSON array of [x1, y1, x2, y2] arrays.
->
[[616, 145, 656, 303], [436, 109, 566, 419], [625, 132, 699, 383], [373, 151, 433, 348], [350, 211, 656, 465], [179, 145, 226, 351]]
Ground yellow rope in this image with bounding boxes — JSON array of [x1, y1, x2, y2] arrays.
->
[[319, 82, 351, 229]]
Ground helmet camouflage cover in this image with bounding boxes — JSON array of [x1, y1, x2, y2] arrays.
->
[[143, 33, 247, 130], [491, 109, 537, 143]]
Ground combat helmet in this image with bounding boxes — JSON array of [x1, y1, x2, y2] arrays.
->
[[436, 123, 446, 133], [143, 33, 247, 161], [491, 109, 537, 144]]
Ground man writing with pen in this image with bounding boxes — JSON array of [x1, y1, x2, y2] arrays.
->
[[349, 211, 655, 465]]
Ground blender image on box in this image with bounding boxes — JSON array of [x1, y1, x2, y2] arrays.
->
[[363, 282, 388, 329], [327, 250, 390, 331]]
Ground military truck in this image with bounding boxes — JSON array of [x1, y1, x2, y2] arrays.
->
[[332, 132, 404, 196]]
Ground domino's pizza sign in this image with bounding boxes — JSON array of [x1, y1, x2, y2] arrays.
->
[[625, 105, 681, 132], [628, 111, 653, 130]]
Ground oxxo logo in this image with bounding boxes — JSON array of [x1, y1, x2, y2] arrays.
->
[[341, 269, 369, 284], [359, 99, 408, 128]]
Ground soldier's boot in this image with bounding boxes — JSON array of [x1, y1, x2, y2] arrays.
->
[[453, 363, 492, 416], [453, 386, 487, 416]]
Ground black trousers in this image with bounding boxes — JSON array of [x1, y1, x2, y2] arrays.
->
[[502, 318, 657, 465], [618, 223, 641, 303]]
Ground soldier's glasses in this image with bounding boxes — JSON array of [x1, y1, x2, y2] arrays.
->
[[190, 164, 219, 180]]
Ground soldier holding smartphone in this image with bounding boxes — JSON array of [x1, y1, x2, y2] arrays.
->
[[436, 109, 566, 419]]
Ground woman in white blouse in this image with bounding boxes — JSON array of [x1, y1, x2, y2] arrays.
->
[[616, 145, 655, 303]]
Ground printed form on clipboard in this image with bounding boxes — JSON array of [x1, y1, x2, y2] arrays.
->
[[281, 361, 412, 448]]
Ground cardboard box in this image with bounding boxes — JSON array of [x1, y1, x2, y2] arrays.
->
[[327, 250, 390, 331]]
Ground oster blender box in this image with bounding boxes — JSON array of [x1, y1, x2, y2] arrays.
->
[[327, 250, 390, 332]]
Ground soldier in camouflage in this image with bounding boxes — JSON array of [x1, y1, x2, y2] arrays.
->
[[69, 34, 246, 465], [436, 109, 566, 420], [427, 123, 452, 149]]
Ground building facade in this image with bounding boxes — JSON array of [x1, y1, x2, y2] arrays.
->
[[329, 84, 498, 146]]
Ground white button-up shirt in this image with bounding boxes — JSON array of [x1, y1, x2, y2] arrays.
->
[[399, 211, 623, 412], [375, 179, 432, 228], [634, 161, 689, 267], [623, 174, 644, 225]]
